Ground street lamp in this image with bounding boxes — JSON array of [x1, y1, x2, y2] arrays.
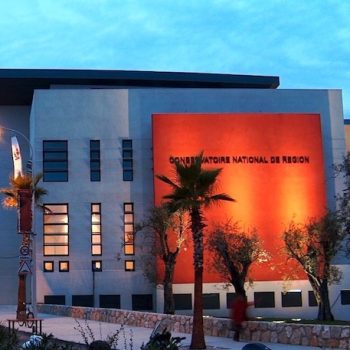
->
[[0, 126, 33, 168], [0, 125, 37, 319]]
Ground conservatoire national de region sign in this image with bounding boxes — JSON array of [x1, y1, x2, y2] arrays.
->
[[169, 155, 311, 165]]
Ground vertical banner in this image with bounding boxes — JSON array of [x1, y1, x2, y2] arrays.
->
[[11, 136, 23, 177], [17, 189, 33, 234]]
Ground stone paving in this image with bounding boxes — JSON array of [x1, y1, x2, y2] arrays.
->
[[0, 305, 342, 350]]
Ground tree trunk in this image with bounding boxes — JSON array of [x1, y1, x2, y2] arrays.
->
[[190, 208, 206, 350], [317, 279, 334, 321], [163, 254, 176, 314], [231, 279, 246, 299], [308, 277, 334, 321]]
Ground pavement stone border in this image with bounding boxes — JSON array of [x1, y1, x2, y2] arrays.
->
[[38, 304, 350, 349]]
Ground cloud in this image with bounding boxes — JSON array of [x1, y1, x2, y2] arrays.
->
[[0, 0, 349, 114]]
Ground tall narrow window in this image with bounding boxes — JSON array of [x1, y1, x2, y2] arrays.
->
[[43, 141, 68, 182], [44, 204, 69, 256], [124, 203, 134, 255], [122, 139, 133, 181], [91, 203, 102, 255], [90, 140, 101, 181]]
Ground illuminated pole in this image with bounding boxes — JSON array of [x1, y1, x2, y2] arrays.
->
[[0, 126, 37, 318]]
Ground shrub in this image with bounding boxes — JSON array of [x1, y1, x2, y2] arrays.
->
[[141, 328, 185, 350], [0, 325, 19, 350]]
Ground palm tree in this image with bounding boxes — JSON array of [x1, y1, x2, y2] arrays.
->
[[0, 173, 47, 209], [156, 152, 235, 349]]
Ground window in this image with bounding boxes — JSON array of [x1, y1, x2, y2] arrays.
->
[[132, 294, 153, 311], [59, 261, 69, 272], [281, 291, 302, 307], [124, 203, 134, 255], [122, 139, 133, 181], [341, 290, 350, 305], [43, 261, 54, 272], [254, 292, 275, 308], [43, 204, 69, 256], [91, 204, 102, 255], [99, 295, 121, 309], [125, 260, 135, 271], [90, 140, 101, 181], [72, 295, 94, 307], [203, 293, 220, 309], [174, 294, 192, 310], [92, 260, 102, 272], [43, 141, 68, 182], [44, 295, 65, 305]]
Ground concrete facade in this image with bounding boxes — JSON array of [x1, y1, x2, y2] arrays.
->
[[0, 69, 348, 320]]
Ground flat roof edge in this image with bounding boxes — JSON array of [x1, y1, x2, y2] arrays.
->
[[0, 68, 279, 88], [0, 68, 279, 105]]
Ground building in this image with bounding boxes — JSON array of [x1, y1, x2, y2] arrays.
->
[[0, 68, 349, 320]]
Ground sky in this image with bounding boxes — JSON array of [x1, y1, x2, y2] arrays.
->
[[1, 0, 350, 115]]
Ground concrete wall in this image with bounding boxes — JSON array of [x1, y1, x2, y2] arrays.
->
[[31, 89, 153, 309]]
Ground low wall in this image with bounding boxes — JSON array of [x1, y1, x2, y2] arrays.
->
[[38, 304, 350, 349]]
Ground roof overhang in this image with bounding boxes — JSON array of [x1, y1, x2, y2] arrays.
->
[[0, 68, 280, 105]]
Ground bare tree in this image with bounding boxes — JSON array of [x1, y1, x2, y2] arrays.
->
[[282, 211, 344, 321], [334, 152, 350, 248], [207, 222, 268, 298], [137, 204, 189, 314]]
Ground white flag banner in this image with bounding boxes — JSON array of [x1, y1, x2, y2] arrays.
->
[[11, 136, 23, 177]]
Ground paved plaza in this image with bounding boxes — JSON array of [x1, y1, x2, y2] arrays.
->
[[0, 305, 338, 350]]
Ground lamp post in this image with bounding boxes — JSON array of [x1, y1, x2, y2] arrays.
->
[[0, 125, 37, 319]]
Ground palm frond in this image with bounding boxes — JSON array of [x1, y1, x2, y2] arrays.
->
[[0, 189, 16, 197], [157, 151, 235, 212], [2, 197, 17, 208], [156, 174, 180, 189], [32, 173, 44, 186], [210, 193, 236, 202]]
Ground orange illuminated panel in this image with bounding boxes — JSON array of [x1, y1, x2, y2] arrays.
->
[[152, 113, 326, 283]]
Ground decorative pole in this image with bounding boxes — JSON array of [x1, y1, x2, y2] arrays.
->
[[17, 188, 33, 320], [0, 126, 35, 320]]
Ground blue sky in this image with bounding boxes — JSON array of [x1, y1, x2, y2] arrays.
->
[[1, 0, 350, 115]]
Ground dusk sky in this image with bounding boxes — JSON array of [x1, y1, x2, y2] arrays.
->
[[1, 0, 350, 115]]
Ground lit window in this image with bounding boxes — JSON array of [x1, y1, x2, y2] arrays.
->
[[124, 203, 134, 256], [59, 261, 69, 272], [124, 245, 134, 255], [122, 139, 133, 181], [91, 204, 102, 256], [92, 260, 102, 272], [44, 204, 69, 256], [43, 261, 54, 272], [90, 140, 101, 181], [43, 141, 68, 182], [125, 260, 135, 271]]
